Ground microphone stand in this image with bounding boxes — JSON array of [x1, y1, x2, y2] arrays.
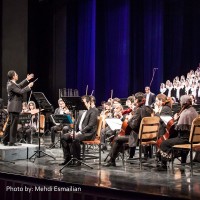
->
[[149, 68, 158, 87], [29, 92, 55, 162]]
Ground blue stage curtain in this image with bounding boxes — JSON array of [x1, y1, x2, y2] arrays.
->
[[65, 0, 200, 103], [95, 0, 130, 101], [129, 0, 164, 94]]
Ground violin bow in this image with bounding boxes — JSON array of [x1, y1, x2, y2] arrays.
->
[[28, 90, 32, 103]]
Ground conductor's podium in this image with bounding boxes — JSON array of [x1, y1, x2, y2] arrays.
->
[[0, 143, 45, 161]]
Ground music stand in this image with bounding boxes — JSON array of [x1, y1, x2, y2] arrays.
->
[[60, 96, 93, 172], [18, 113, 32, 143], [49, 114, 73, 148], [29, 92, 55, 161]]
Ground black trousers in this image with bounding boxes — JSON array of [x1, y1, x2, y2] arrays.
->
[[51, 125, 70, 143], [160, 136, 189, 163], [110, 136, 129, 160], [4, 112, 19, 144], [60, 132, 95, 160]]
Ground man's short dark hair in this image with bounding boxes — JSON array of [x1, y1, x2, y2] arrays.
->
[[81, 95, 90, 103], [89, 95, 96, 104], [7, 70, 16, 80]]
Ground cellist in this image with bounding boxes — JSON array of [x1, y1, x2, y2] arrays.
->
[[157, 95, 198, 171], [153, 94, 173, 138], [104, 92, 153, 167]]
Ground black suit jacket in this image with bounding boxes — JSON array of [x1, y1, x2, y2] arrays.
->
[[76, 107, 98, 135], [145, 93, 155, 106], [7, 79, 31, 113]]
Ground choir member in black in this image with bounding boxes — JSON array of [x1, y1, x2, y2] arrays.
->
[[157, 95, 198, 171], [104, 92, 153, 167], [59, 95, 98, 166]]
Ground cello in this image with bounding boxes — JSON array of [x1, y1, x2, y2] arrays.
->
[[156, 104, 187, 148]]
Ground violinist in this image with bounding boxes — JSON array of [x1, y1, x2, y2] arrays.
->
[[122, 95, 137, 159], [0, 99, 8, 142], [100, 103, 123, 151], [49, 98, 71, 148], [25, 101, 39, 143], [17, 102, 31, 142], [157, 95, 198, 171], [104, 92, 153, 167]]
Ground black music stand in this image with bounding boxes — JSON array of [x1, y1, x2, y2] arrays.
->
[[18, 113, 32, 143], [49, 114, 73, 148], [60, 96, 93, 172], [29, 92, 55, 162]]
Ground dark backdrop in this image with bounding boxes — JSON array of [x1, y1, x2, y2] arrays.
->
[[26, 0, 200, 106]]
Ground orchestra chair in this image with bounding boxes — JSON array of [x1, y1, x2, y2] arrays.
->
[[82, 116, 103, 165], [171, 117, 200, 176], [138, 116, 160, 169]]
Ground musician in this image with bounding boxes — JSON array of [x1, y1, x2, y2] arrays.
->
[[0, 99, 8, 142], [154, 94, 173, 137], [49, 98, 71, 148], [59, 95, 98, 166], [24, 101, 39, 143], [104, 92, 153, 167], [22, 102, 29, 113], [157, 95, 198, 171], [17, 102, 31, 142], [100, 104, 123, 151], [3, 70, 34, 146]]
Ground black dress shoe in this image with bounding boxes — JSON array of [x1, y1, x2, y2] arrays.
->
[[104, 161, 116, 167], [73, 161, 81, 166], [8, 142, 17, 146], [156, 165, 167, 171], [59, 158, 71, 166]]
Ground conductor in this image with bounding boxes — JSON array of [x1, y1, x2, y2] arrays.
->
[[3, 70, 34, 146]]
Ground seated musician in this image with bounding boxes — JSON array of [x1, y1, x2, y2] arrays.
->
[[17, 102, 31, 142], [49, 98, 71, 148], [59, 95, 98, 166], [0, 98, 8, 143], [154, 94, 173, 137], [157, 95, 198, 171], [104, 92, 153, 167], [100, 103, 123, 151], [123, 95, 137, 160], [24, 101, 40, 144]]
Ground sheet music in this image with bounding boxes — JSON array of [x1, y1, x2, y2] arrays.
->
[[105, 118, 122, 131], [160, 116, 173, 125]]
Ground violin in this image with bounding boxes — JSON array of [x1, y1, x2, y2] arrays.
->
[[122, 108, 132, 115], [27, 108, 44, 115]]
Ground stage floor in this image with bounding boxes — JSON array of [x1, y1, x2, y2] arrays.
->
[[0, 135, 200, 200]]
